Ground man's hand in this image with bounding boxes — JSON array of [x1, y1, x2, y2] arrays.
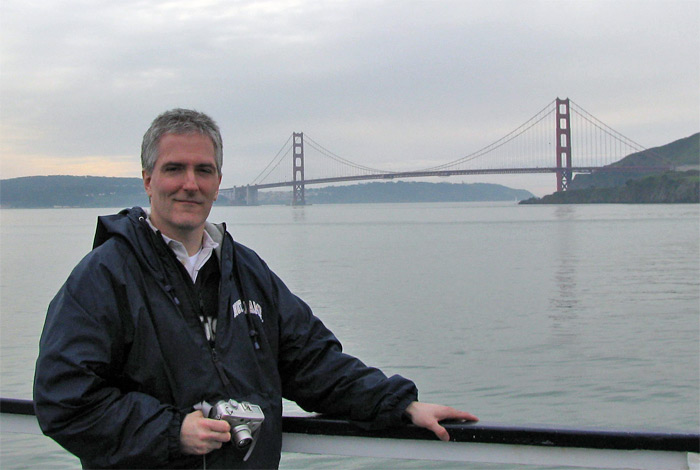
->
[[180, 410, 232, 455], [404, 401, 478, 442]]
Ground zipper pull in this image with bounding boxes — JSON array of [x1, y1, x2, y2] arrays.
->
[[249, 329, 261, 350], [164, 285, 180, 305], [210, 348, 234, 391]]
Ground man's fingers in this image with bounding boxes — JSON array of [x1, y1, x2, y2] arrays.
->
[[205, 418, 232, 434], [201, 418, 231, 444], [429, 422, 450, 442], [439, 408, 479, 422], [181, 411, 232, 455], [404, 402, 479, 442]]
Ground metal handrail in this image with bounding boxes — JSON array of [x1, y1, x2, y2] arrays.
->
[[2, 398, 698, 470]]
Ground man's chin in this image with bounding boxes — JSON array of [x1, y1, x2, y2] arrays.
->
[[174, 217, 207, 230], [150, 206, 212, 236], [166, 213, 208, 232]]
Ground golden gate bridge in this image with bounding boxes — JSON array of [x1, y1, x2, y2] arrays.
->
[[221, 98, 672, 205]]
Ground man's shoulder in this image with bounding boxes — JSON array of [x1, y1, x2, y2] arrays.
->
[[71, 236, 141, 280], [92, 235, 136, 258], [213, 231, 274, 282], [230, 237, 267, 268]]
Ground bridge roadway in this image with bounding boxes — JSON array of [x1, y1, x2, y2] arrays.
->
[[219, 165, 671, 205], [242, 167, 594, 191]]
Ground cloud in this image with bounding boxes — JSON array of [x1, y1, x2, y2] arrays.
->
[[1, 0, 698, 195], [1, 154, 140, 180]]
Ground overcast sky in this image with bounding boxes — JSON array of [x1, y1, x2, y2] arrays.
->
[[1, 0, 698, 196]]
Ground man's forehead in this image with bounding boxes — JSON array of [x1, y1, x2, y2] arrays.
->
[[151, 132, 218, 171], [159, 131, 214, 146], [157, 133, 215, 154]]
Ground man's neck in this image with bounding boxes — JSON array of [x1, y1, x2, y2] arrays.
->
[[165, 230, 204, 257], [147, 215, 204, 256]]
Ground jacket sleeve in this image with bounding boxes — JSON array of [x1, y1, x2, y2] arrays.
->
[[33, 251, 184, 468], [268, 267, 418, 430]]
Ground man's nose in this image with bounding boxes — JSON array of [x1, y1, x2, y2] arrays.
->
[[182, 168, 199, 190]]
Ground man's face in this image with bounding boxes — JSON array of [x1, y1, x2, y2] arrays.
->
[[143, 132, 222, 241]]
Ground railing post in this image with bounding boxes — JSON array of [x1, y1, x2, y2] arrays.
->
[[292, 132, 305, 206], [555, 98, 572, 191]]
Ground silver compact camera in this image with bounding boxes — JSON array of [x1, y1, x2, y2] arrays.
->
[[195, 399, 265, 461]]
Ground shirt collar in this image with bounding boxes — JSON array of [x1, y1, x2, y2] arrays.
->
[[144, 209, 219, 282]]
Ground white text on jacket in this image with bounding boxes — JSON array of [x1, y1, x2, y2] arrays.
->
[[232, 300, 264, 322]]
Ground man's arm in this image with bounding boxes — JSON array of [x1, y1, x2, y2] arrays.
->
[[404, 401, 479, 441], [266, 266, 418, 427], [244, 249, 478, 436], [34, 254, 183, 468]]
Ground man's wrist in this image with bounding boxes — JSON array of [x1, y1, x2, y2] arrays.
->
[[402, 401, 417, 423], [169, 409, 186, 459]]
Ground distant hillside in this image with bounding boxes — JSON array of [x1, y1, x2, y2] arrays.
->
[[522, 133, 700, 204], [305, 181, 533, 204], [569, 132, 699, 190], [0, 175, 149, 208], [1, 175, 533, 208], [255, 181, 533, 205], [522, 170, 699, 204]]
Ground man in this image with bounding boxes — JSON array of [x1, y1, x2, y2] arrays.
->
[[34, 108, 477, 469]]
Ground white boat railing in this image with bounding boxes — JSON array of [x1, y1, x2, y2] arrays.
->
[[1, 398, 698, 470]]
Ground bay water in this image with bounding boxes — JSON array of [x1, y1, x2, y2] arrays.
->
[[1, 202, 698, 469]]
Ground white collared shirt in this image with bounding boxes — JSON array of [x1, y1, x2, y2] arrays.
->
[[161, 231, 218, 283], [145, 212, 219, 283]]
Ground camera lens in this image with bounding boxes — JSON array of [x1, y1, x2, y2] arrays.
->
[[232, 425, 253, 448]]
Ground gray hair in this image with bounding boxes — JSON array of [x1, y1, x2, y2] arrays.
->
[[141, 108, 223, 174]]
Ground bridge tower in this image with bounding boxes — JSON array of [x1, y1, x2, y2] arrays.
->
[[555, 98, 572, 191], [292, 132, 306, 205]]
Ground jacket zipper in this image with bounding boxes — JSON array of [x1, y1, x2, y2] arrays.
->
[[210, 348, 235, 395]]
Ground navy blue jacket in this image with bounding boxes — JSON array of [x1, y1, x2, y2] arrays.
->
[[33, 207, 418, 469]]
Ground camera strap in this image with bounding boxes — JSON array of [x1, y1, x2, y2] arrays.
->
[[229, 239, 261, 351], [193, 400, 214, 418]]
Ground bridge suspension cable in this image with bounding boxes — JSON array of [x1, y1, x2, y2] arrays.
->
[[569, 100, 671, 166], [303, 135, 395, 174], [417, 100, 557, 172], [570, 100, 646, 152], [251, 134, 293, 185]]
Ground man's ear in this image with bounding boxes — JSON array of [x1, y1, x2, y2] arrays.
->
[[143, 170, 152, 198], [214, 173, 222, 200]]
